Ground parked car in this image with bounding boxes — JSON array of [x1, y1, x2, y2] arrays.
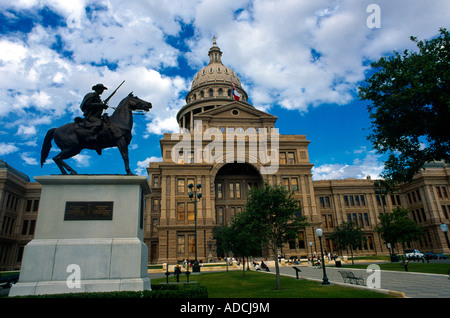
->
[[435, 253, 448, 260], [424, 252, 437, 260], [405, 249, 425, 260]]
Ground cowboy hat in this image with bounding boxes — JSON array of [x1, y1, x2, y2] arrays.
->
[[92, 83, 108, 91]]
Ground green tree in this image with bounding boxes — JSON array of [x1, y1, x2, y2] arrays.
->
[[212, 225, 233, 263], [242, 182, 309, 290], [375, 207, 423, 257], [329, 221, 364, 265], [359, 28, 450, 183], [213, 216, 262, 277]]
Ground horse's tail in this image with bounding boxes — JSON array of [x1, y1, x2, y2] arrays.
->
[[41, 128, 56, 167]]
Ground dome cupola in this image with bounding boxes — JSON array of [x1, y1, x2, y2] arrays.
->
[[178, 38, 250, 131]]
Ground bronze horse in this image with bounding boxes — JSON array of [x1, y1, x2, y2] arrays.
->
[[40, 93, 152, 175]]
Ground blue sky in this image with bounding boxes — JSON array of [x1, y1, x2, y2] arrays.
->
[[0, 0, 448, 182]]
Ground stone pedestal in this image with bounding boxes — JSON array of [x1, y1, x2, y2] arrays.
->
[[9, 175, 151, 297]]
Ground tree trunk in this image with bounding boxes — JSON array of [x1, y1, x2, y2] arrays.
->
[[351, 247, 354, 266], [272, 244, 281, 290]]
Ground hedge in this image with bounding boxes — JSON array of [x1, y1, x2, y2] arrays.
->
[[11, 283, 208, 298]]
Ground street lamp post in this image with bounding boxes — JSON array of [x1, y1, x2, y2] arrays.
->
[[188, 183, 202, 272], [309, 241, 313, 266], [315, 227, 330, 285]]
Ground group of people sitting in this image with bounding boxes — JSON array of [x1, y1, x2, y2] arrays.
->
[[252, 260, 270, 271]]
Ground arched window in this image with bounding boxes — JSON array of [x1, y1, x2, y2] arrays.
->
[[218, 88, 223, 96], [209, 89, 213, 97], [200, 91, 204, 98]]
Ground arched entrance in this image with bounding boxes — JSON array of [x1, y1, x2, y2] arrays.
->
[[213, 163, 263, 226]]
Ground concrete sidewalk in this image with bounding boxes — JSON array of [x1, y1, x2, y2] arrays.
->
[[277, 264, 450, 298]]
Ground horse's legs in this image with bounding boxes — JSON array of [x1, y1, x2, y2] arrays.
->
[[116, 136, 133, 175], [53, 155, 68, 174], [53, 148, 81, 175]]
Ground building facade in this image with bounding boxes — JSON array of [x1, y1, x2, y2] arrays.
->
[[0, 160, 41, 271], [1, 42, 449, 270], [143, 41, 450, 264]]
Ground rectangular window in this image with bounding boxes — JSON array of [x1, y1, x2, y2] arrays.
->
[[364, 213, 370, 226], [325, 196, 330, 208], [322, 214, 327, 228], [32, 200, 39, 212], [236, 182, 241, 198], [152, 199, 159, 211], [21, 220, 28, 235], [26, 200, 32, 212], [298, 231, 305, 248], [327, 215, 333, 228], [291, 178, 298, 192], [187, 202, 195, 221], [188, 235, 195, 253], [360, 195, 366, 206], [177, 178, 185, 193], [282, 178, 289, 191], [217, 182, 223, 199], [349, 196, 354, 206], [442, 205, 449, 219], [280, 153, 286, 165], [151, 218, 158, 235], [177, 202, 185, 221], [28, 220, 36, 235], [229, 183, 234, 199], [344, 196, 349, 207], [217, 207, 223, 225], [437, 187, 442, 199], [287, 152, 295, 164], [177, 235, 185, 254]]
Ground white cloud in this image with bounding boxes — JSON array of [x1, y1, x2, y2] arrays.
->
[[72, 153, 91, 167], [134, 156, 162, 175], [16, 125, 37, 137], [186, 0, 449, 112], [20, 152, 39, 165], [312, 151, 384, 180], [0, 142, 19, 155]]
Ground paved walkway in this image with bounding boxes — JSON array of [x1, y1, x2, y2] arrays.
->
[[277, 264, 450, 298]]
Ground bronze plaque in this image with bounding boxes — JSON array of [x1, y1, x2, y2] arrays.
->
[[64, 201, 113, 221]]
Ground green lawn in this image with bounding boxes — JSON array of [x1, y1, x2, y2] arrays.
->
[[342, 262, 450, 275], [151, 270, 394, 298]]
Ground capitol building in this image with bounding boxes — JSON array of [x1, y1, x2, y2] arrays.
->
[[1, 41, 449, 270]]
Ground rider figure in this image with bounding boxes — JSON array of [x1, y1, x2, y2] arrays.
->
[[80, 84, 108, 142]]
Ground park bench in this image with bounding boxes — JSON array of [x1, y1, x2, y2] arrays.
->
[[292, 266, 302, 279], [338, 270, 366, 286]]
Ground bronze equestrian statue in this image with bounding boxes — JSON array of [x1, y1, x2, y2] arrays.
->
[[40, 90, 152, 175]]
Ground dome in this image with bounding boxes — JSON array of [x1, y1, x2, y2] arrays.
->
[[191, 38, 242, 90], [178, 38, 250, 130]]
